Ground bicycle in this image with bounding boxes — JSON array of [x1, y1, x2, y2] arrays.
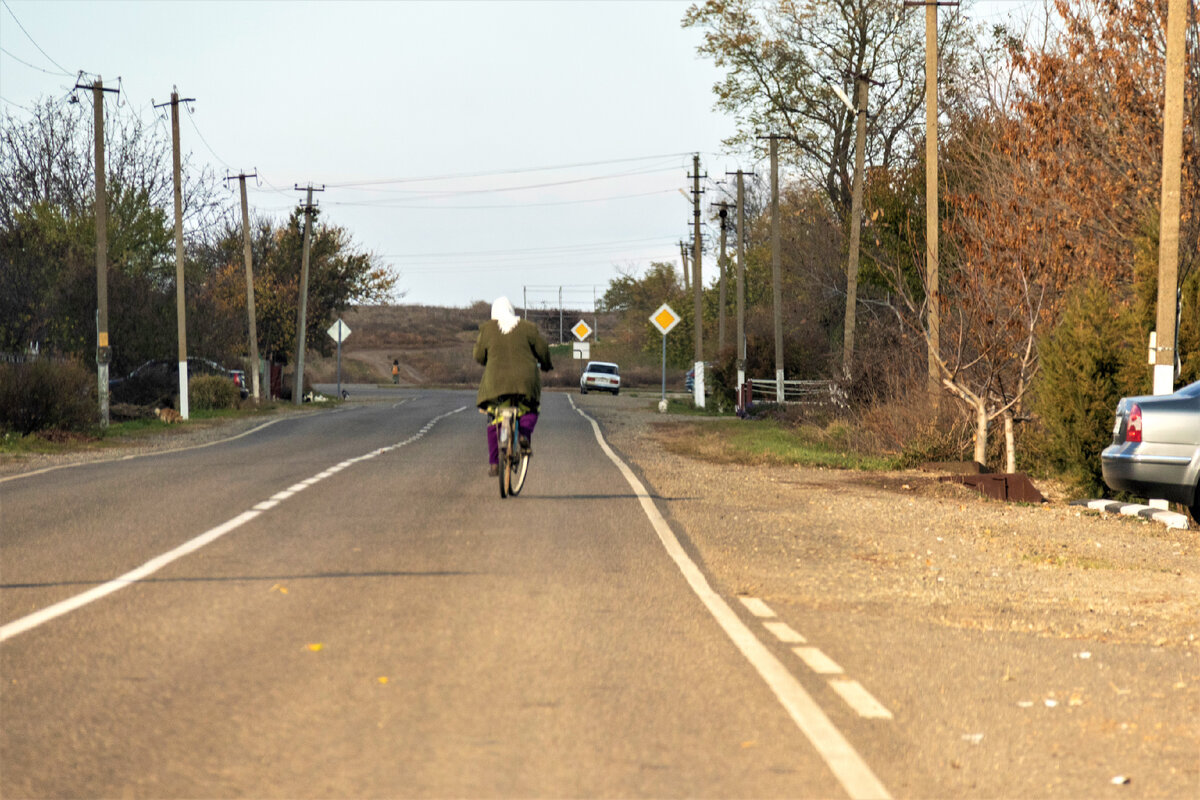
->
[[489, 397, 531, 498]]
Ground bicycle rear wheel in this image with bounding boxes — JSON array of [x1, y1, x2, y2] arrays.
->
[[508, 447, 529, 496], [497, 415, 510, 499]]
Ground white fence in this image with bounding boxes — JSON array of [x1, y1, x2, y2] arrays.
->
[[747, 378, 847, 408]]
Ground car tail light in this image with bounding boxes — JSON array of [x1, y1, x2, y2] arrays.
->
[[1126, 404, 1142, 443]]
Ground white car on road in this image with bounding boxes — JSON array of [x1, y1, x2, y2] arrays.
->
[[580, 361, 620, 395]]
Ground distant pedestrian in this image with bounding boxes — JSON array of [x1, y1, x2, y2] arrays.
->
[[392, 359, 399, 384]]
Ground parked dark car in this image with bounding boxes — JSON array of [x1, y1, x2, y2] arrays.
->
[[109, 358, 241, 407], [1101, 380, 1200, 521]]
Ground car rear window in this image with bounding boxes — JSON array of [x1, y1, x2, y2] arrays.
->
[[589, 364, 618, 375]]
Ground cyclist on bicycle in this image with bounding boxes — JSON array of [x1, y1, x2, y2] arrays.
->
[[474, 296, 554, 476]]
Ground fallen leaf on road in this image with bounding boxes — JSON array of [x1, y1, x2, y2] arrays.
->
[[307, 643, 323, 652]]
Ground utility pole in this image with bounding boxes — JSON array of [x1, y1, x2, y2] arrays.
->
[[75, 76, 120, 427], [725, 168, 753, 389], [155, 89, 196, 419], [689, 154, 706, 408], [293, 183, 324, 405], [679, 240, 690, 293], [759, 134, 787, 403], [905, 0, 957, 401], [227, 170, 261, 401], [1153, 0, 1187, 397], [843, 74, 871, 378], [715, 202, 731, 353], [559, 286, 563, 344]]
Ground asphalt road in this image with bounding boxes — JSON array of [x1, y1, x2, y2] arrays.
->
[[2, 389, 892, 799]]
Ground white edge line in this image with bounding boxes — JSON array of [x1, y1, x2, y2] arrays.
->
[[0, 416, 291, 484], [569, 396, 891, 800], [0, 405, 468, 645]]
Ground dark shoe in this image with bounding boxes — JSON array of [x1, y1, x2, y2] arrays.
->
[[488, 464, 499, 477], [518, 434, 531, 454]]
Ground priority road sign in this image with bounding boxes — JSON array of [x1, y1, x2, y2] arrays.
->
[[571, 320, 593, 341], [650, 303, 681, 335], [326, 319, 351, 343]]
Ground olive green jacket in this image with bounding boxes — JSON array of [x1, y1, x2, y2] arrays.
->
[[473, 319, 553, 410]]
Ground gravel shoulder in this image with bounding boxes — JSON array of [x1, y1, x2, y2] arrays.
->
[[575, 392, 1199, 652]]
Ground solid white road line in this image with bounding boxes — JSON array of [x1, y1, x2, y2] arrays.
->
[[829, 678, 894, 720], [739, 596, 776, 618], [764, 621, 808, 644], [0, 416, 293, 484], [793, 646, 844, 675], [0, 406, 466, 644], [571, 398, 891, 800]]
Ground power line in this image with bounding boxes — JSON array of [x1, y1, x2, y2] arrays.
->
[[0, 45, 73, 77], [380, 235, 671, 260], [1, 0, 73, 76], [326, 188, 676, 210], [322, 152, 692, 188]]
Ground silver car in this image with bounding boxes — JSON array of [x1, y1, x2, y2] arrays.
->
[[1101, 380, 1200, 521]]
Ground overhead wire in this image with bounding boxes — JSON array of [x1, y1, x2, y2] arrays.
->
[[1, 0, 73, 76]]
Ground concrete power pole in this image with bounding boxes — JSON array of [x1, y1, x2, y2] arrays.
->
[[716, 202, 731, 353], [76, 76, 119, 427], [156, 89, 196, 419], [843, 75, 869, 378], [906, 0, 956, 400], [1153, 0, 1187, 397], [679, 240, 690, 293], [765, 135, 785, 403], [690, 154, 706, 408], [228, 171, 261, 401], [734, 170, 748, 387], [293, 183, 324, 405]]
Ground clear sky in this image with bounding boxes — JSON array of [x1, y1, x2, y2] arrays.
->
[[1, 0, 1041, 311]]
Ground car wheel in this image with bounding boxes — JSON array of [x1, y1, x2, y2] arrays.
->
[[1190, 481, 1200, 527], [613, 389, 619, 395], [580, 387, 587, 394]]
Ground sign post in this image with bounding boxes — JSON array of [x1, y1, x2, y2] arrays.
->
[[649, 303, 681, 412], [326, 318, 351, 399]]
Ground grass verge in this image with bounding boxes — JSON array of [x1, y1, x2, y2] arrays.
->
[[651, 417, 898, 471]]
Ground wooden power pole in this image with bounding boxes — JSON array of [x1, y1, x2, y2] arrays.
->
[[843, 75, 869, 378], [293, 183, 324, 405], [689, 154, 706, 408], [1153, 0, 1187, 397], [227, 171, 262, 401], [156, 89, 196, 419], [75, 76, 119, 427]]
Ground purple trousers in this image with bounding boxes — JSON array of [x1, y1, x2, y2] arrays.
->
[[488, 412, 538, 465]]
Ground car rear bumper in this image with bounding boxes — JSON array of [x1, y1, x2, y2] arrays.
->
[[1101, 444, 1199, 505]]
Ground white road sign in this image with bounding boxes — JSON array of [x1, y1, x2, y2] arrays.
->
[[327, 319, 351, 343], [571, 320, 593, 341]]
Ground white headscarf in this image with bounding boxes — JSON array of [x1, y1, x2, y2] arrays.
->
[[491, 296, 520, 334]]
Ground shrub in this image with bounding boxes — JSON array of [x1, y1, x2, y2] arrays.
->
[[189, 375, 240, 410], [0, 359, 97, 434], [1033, 280, 1146, 495]]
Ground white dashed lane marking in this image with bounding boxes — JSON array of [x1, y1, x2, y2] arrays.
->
[[763, 621, 808, 644], [738, 595, 894, 721], [830, 678, 895, 720]]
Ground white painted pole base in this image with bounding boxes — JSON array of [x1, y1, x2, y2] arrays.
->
[[178, 361, 189, 419], [776, 368, 785, 403], [693, 360, 706, 409]]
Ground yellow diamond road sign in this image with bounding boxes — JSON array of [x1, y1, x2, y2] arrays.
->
[[571, 320, 593, 341], [650, 303, 681, 335]]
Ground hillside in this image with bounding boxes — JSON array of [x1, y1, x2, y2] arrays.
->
[[304, 304, 641, 388]]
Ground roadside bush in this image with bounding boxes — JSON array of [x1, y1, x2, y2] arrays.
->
[[0, 359, 97, 434], [1032, 280, 1147, 496], [189, 375, 239, 410]]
